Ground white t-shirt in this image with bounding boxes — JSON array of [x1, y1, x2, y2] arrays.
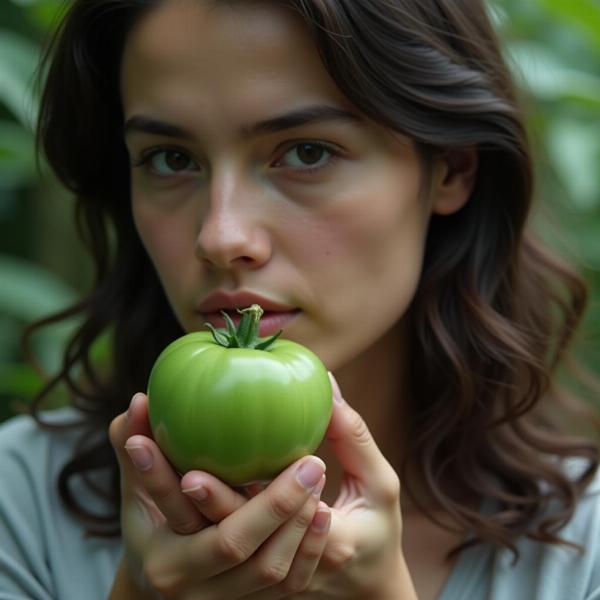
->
[[1, 409, 599, 599], [0, 409, 121, 599]]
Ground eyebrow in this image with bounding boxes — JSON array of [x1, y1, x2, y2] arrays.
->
[[123, 104, 363, 140]]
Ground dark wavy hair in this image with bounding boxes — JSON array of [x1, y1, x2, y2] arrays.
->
[[27, 0, 599, 558]]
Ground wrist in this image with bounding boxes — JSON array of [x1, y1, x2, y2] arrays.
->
[[109, 557, 161, 600], [379, 555, 418, 600]]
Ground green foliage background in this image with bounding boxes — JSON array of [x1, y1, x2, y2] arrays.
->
[[0, 0, 599, 423]]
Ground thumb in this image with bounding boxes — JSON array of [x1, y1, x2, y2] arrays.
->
[[325, 373, 400, 502], [108, 394, 151, 483]]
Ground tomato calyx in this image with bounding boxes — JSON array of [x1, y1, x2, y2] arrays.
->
[[205, 303, 283, 350]]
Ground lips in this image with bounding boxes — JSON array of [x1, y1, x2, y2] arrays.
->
[[196, 290, 299, 337]]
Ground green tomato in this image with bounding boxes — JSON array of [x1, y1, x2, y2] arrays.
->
[[147, 305, 332, 485]]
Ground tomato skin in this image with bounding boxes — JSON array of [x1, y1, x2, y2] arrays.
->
[[147, 331, 332, 485]]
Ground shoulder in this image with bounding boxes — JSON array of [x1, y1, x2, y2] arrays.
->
[[556, 458, 600, 553], [0, 407, 92, 542], [0, 406, 117, 520], [0, 405, 83, 444], [0, 409, 121, 600], [0, 407, 84, 481], [490, 463, 600, 600]]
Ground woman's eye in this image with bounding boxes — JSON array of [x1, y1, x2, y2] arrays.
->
[[276, 142, 339, 173], [135, 149, 199, 176]]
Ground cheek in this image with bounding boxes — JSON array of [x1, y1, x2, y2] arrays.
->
[[132, 203, 196, 294], [282, 168, 430, 365], [297, 172, 430, 284]]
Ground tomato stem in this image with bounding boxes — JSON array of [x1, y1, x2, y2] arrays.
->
[[206, 304, 282, 350]]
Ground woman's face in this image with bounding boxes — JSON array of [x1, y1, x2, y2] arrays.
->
[[121, 0, 454, 370]]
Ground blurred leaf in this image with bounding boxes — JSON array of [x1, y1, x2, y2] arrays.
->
[[564, 216, 600, 270], [28, 0, 67, 31], [546, 119, 600, 211], [0, 253, 77, 321], [0, 189, 19, 219], [535, 0, 600, 55], [0, 254, 81, 373], [508, 42, 600, 109], [0, 362, 43, 398], [0, 29, 40, 130], [0, 120, 36, 190], [0, 315, 21, 361]]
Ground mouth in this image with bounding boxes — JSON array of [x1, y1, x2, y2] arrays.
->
[[200, 309, 300, 338], [196, 290, 300, 338]]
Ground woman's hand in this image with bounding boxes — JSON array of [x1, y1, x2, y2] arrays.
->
[[309, 374, 416, 599], [182, 374, 418, 599], [108, 394, 330, 599]]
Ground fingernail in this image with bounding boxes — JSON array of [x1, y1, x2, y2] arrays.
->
[[181, 484, 208, 501], [127, 393, 144, 421], [125, 444, 153, 471], [312, 508, 331, 532], [312, 474, 326, 497], [296, 457, 326, 490], [328, 372, 344, 404]]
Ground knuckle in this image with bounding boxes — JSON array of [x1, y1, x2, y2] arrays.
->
[[143, 560, 181, 598], [293, 505, 317, 531], [322, 542, 355, 569], [256, 557, 289, 586], [379, 473, 401, 505], [172, 518, 201, 536], [297, 540, 323, 562], [108, 416, 123, 448], [146, 478, 175, 501], [215, 528, 251, 565], [347, 409, 372, 446], [282, 576, 310, 595], [266, 492, 299, 522]]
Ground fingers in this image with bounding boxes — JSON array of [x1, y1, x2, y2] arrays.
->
[[276, 498, 331, 595], [222, 456, 326, 555], [325, 373, 400, 504], [160, 455, 326, 579], [180, 470, 248, 523], [109, 393, 154, 480], [111, 393, 209, 535], [125, 434, 209, 535], [204, 477, 330, 598]]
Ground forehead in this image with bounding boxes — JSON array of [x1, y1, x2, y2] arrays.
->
[[120, 0, 353, 121], [125, 0, 302, 62]]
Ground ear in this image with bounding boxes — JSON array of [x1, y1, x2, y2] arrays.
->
[[430, 147, 478, 216]]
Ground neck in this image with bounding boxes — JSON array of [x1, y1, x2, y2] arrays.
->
[[333, 318, 409, 472], [318, 318, 418, 506]]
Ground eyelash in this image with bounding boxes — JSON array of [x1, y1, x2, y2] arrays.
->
[[131, 140, 342, 178], [274, 141, 342, 175]]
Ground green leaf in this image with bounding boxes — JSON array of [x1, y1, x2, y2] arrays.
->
[[0, 120, 36, 190], [0, 29, 40, 130], [0, 362, 43, 399], [508, 42, 600, 109], [535, 0, 600, 55], [0, 254, 77, 321], [568, 218, 600, 270], [28, 1, 67, 31], [546, 119, 600, 211], [0, 255, 82, 373]]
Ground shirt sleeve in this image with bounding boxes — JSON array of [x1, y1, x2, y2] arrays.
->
[[584, 485, 600, 600], [0, 411, 122, 600], [0, 415, 56, 599]]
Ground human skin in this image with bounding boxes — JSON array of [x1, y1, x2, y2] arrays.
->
[[109, 0, 478, 597]]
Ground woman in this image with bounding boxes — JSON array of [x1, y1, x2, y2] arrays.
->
[[1, 0, 599, 598]]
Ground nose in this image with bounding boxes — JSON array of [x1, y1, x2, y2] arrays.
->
[[194, 169, 272, 271]]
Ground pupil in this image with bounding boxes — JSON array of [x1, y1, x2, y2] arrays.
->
[[297, 143, 323, 165], [165, 151, 190, 171]]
